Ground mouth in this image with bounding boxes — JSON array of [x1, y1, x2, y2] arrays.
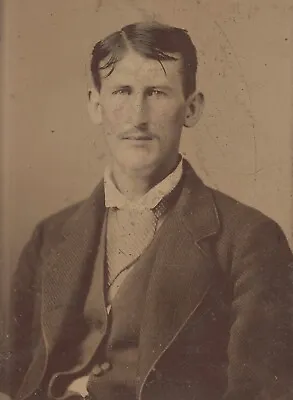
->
[[122, 135, 154, 141]]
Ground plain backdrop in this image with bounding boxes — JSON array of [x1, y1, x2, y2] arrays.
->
[[2, 0, 293, 277]]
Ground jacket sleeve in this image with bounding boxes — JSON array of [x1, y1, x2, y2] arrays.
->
[[0, 224, 44, 397], [224, 218, 293, 400]]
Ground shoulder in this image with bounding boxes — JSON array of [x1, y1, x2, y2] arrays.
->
[[33, 180, 105, 249], [208, 187, 292, 260], [210, 186, 287, 241], [195, 187, 293, 287], [39, 200, 83, 237], [182, 160, 289, 252], [18, 200, 84, 265], [211, 187, 274, 229], [183, 159, 279, 234]]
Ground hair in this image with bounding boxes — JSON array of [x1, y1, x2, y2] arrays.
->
[[90, 21, 198, 98]]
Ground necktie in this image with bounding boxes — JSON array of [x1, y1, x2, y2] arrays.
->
[[106, 207, 159, 286]]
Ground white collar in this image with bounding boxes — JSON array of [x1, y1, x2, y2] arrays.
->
[[104, 158, 183, 210]]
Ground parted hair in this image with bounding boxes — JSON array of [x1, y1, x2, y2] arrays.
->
[[90, 21, 198, 98]]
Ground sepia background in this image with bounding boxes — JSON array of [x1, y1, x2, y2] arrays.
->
[[1, 0, 293, 281]]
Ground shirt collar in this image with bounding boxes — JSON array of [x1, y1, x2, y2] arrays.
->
[[104, 157, 183, 210]]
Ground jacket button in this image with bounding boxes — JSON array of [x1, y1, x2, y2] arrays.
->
[[92, 364, 102, 376], [100, 361, 111, 372], [92, 361, 111, 376]]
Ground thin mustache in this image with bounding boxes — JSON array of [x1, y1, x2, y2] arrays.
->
[[118, 130, 157, 140]]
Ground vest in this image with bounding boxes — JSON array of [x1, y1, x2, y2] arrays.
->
[[42, 213, 165, 400]]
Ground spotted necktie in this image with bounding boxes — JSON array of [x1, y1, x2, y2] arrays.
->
[[106, 206, 163, 287]]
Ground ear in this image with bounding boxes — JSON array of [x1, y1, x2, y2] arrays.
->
[[87, 87, 102, 124], [184, 91, 205, 128]]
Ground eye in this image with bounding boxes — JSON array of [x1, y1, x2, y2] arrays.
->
[[112, 87, 131, 95], [147, 88, 167, 97]]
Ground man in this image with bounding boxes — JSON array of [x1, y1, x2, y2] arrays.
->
[[1, 21, 293, 400]]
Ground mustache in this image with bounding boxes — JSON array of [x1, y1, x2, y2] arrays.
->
[[118, 129, 157, 140]]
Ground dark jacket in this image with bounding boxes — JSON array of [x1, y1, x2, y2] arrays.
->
[[2, 160, 293, 400]]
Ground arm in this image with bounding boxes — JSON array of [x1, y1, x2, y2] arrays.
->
[[224, 218, 293, 400], [0, 224, 44, 397]]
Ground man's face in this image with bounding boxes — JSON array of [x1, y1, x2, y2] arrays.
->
[[90, 49, 199, 178]]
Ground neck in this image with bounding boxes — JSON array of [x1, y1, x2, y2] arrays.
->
[[111, 156, 180, 201]]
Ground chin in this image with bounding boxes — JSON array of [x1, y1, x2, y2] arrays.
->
[[119, 155, 160, 177]]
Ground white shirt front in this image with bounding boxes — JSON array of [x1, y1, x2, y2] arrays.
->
[[104, 157, 183, 210], [104, 157, 183, 302]]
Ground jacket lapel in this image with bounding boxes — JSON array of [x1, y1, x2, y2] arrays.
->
[[137, 162, 220, 397], [41, 181, 106, 351]]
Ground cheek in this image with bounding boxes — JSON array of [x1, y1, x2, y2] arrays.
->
[[150, 103, 185, 129], [103, 99, 131, 125], [101, 105, 124, 133]]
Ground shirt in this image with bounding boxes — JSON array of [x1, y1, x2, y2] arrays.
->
[[104, 157, 183, 303], [104, 158, 183, 210]]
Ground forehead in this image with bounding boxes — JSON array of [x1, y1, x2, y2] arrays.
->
[[100, 49, 183, 88]]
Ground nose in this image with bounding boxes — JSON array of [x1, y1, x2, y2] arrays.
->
[[130, 92, 148, 128]]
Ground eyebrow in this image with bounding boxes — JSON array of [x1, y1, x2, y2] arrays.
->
[[110, 84, 174, 92], [111, 85, 131, 90]]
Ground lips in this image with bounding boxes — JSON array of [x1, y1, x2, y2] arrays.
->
[[121, 131, 154, 140], [123, 135, 153, 140]]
